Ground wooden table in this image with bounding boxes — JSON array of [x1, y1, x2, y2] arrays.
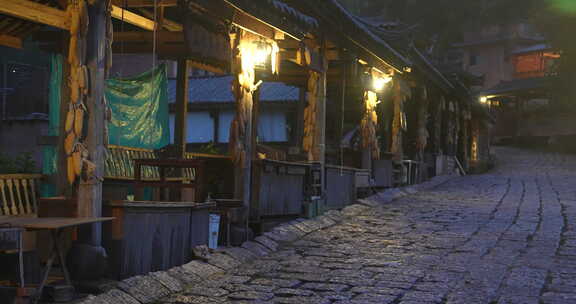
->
[[0, 217, 114, 303], [133, 158, 206, 201]]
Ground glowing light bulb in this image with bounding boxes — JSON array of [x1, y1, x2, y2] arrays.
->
[[373, 76, 392, 91], [253, 41, 271, 65]]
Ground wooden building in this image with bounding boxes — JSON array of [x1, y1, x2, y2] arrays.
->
[[0, 0, 491, 299]]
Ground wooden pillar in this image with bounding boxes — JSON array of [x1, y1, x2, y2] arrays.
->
[[174, 59, 189, 157], [249, 87, 260, 228], [77, 0, 109, 246], [58, 42, 71, 196], [212, 110, 220, 143], [318, 52, 328, 203], [229, 30, 257, 237], [295, 85, 306, 148], [316, 60, 327, 166], [338, 62, 347, 165]]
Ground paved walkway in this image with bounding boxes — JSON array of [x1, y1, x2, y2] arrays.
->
[[162, 148, 576, 304]]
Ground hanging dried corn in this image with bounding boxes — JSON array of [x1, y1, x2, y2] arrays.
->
[[303, 71, 319, 155], [390, 78, 406, 160], [229, 31, 256, 167], [361, 90, 380, 159], [415, 86, 430, 154], [63, 0, 92, 184]]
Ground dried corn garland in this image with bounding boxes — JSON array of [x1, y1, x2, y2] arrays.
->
[[229, 31, 256, 167], [360, 90, 380, 159], [63, 0, 113, 184], [390, 79, 407, 160], [303, 71, 320, 156]]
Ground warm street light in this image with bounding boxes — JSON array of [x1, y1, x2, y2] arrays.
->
[[373, 75, 392, 91], [253, 40, 272, 66], [479, 96, 488, 104]]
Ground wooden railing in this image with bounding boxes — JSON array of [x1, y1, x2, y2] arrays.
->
[[0, 174, 43, 216], [105, 145, 197, 181], [105, 145, 159, 180]]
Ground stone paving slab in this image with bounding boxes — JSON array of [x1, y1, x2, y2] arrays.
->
[[83, 148, 576, 304]]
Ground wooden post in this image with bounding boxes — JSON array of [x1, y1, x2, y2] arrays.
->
[[249, 87, 260, 230], [339, 62, 347, 165], [58, 38, 71, 197], [174, 59, 189, 158], [315, 58, 327, 166], [212, 110, 220, 143], [316, 47, 328, 201], [77, 0, 108, 246], [295, 85, 306, 148]]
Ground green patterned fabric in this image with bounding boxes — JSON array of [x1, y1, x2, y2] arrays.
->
[[41, 54, 62, 197], [106, 64, 170, 149]]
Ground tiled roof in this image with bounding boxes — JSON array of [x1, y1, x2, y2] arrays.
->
[[484, 76, 553, 97], [512, 44, 552, 55], [267, 0, 319, 28], [167, 76, 299, 103]]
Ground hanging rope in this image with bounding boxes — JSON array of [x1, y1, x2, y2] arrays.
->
[[118, 0, 127, 77], [152, 0, 158, 69]]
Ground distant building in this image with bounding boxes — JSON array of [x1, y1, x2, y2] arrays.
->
[[453, 22, 545, 92], [166, 75, 300, 149]]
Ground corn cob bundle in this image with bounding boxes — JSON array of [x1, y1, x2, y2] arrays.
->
[[303, 71, 319, 153]]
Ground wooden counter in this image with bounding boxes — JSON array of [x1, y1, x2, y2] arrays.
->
[[102, 201, 214, 279]]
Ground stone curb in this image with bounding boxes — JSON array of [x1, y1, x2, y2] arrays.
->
[[77, 174, 458, 304]]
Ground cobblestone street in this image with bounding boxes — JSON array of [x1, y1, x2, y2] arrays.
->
[[157, 148, 576, 304]]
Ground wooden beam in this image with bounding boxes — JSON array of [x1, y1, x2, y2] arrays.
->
[[0, 34, 23, 49], [111, 5, 155, 31], [111, 0, 177, 7], [188, 60, 227, 75], [138, 9, 182, 31], [0, 0, 69, 30], [175, 59, 189, 158], [113, 31, 184, 42], [111, 42, 228, 74], [189, 0, 279, 40]]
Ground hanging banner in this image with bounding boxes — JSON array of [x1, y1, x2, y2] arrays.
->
[[105, 64, 170, 149]]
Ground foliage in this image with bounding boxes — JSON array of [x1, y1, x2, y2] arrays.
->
[[0, 152, 38, 174], [531, 1, 576, 110]]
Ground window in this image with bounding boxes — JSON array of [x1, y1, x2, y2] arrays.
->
[[1, 62, 49, 120], [169, 112, 215, 143], [469, 53, 479, 66]]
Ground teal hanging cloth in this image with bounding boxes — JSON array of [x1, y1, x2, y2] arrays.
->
[[41, 54, 63, 197], [106, 64, 170, 149]]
